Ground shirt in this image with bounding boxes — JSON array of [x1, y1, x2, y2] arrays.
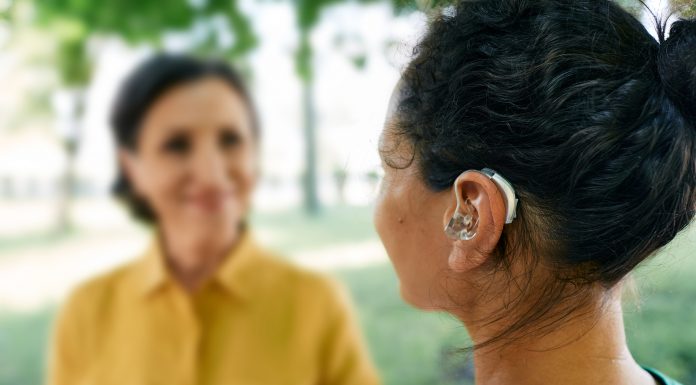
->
[[46, 229, 381, 385], [643, 367, 684, 385]]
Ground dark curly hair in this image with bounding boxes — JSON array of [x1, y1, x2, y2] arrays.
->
[[110, 54, 259, 223], [392, 0, 696, 348]]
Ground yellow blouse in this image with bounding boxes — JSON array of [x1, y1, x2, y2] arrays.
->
[[46, 229, 381, 385]]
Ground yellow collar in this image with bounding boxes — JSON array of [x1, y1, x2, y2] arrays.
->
[[136, 228, 261, 302]]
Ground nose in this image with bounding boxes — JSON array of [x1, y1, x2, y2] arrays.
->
[[190, 142, 230, 192]]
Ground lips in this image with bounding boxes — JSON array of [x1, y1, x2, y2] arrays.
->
[[185, 192, 229, 212]]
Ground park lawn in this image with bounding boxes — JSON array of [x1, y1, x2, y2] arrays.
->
[[249, 205, 378, 253], [0, 308, 53, 385], [337, 264, 472, 385], [624, 223, 696, 384]]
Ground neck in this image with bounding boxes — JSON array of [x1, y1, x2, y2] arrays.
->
[[464, 298, 655, 385], [158, 221, 241, 292]]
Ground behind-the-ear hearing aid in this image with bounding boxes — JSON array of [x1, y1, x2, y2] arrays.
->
[[444, 167, 518, 240]]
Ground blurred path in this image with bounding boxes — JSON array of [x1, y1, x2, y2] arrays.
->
[[0, 229, 387, 312], [0, 230, 148, 312]]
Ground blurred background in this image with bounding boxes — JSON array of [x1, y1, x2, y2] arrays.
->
[[0, 0, 695, 384]]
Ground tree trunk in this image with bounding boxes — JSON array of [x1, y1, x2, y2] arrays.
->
[[54, 89, 84, 233], [298, 29, 320, 215], [302, 76, 320, 215]]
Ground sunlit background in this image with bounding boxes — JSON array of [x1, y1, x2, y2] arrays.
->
[[1, 0, 695, 384]]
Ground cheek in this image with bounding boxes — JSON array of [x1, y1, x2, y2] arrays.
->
[[136, 157, 187, 206], [373, 175, 399, 251], [373, 193, 392, 252], [373, 178, 425, 273], [373, 175, 452, 307], [228, 148, 257, 206]]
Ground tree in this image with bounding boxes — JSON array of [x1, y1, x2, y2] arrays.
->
[[53, 26, 91, 232], [291, 0, 441, 214], [3, 2, 93, 231], [33, 0, 256, 52]]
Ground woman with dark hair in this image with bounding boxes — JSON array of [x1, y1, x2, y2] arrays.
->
[[374, 0, 694, 384], [47, 54, 380, 385]]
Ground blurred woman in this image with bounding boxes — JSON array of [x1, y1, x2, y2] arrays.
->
[[374, 1, 694, 384], [47, 54, 380, 385]]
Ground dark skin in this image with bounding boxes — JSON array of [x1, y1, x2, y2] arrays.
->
[[119, 76, 257, 292], [373, 79, 658, 385]]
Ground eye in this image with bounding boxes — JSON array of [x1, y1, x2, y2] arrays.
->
[[220, 129, 242, 149], [162, 133, 190, 154]]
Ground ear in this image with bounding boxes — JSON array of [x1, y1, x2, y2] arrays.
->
[[442, 170, 507, 272], [117, 148, 144, 196]]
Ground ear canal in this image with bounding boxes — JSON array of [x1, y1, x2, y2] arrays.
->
[[445, 198, 479, 240]]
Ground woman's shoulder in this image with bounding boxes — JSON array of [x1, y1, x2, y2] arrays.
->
[[252, 246, 350, 305], [59, 258, 142, 316]]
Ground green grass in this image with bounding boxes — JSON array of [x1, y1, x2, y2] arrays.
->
[[0, 308, 54, 385], [625, 225, 696, 384], [250, 205, 377, 253], [337, 264, 473, 385], [0, 227, 80, 255], [0, 204, 373, 256]]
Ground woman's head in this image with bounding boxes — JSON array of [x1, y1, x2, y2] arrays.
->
[[111, 54, 259, 237], [374, 0, 696, 347]]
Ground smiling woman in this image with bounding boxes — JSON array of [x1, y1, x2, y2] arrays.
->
[[45, 54, 381, 385], [110, 55, 260, 231]]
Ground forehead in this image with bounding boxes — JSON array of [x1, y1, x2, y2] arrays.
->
[[141, 76, 252, 135]]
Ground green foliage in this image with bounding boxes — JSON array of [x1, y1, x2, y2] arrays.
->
[[673, 0, 696, 17], [295, 30, 314, 81], [56, 35, 90, 86], [33, 0, 259, 55], [616, 0, 695, 19], [290, 0, 454, 79], [26, 0, 260, 86], [34, 0, 195, 44], [221, 4, 259, 57], [614, 0, 643, 16]]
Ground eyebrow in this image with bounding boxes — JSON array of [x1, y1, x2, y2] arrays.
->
[[219, 123, 241, 132], [163, 126, 191, 137]]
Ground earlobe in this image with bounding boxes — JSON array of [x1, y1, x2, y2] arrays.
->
[[117, 148, 142, 195]]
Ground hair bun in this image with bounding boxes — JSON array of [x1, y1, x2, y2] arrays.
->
[[657, 19, 696, 122]]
